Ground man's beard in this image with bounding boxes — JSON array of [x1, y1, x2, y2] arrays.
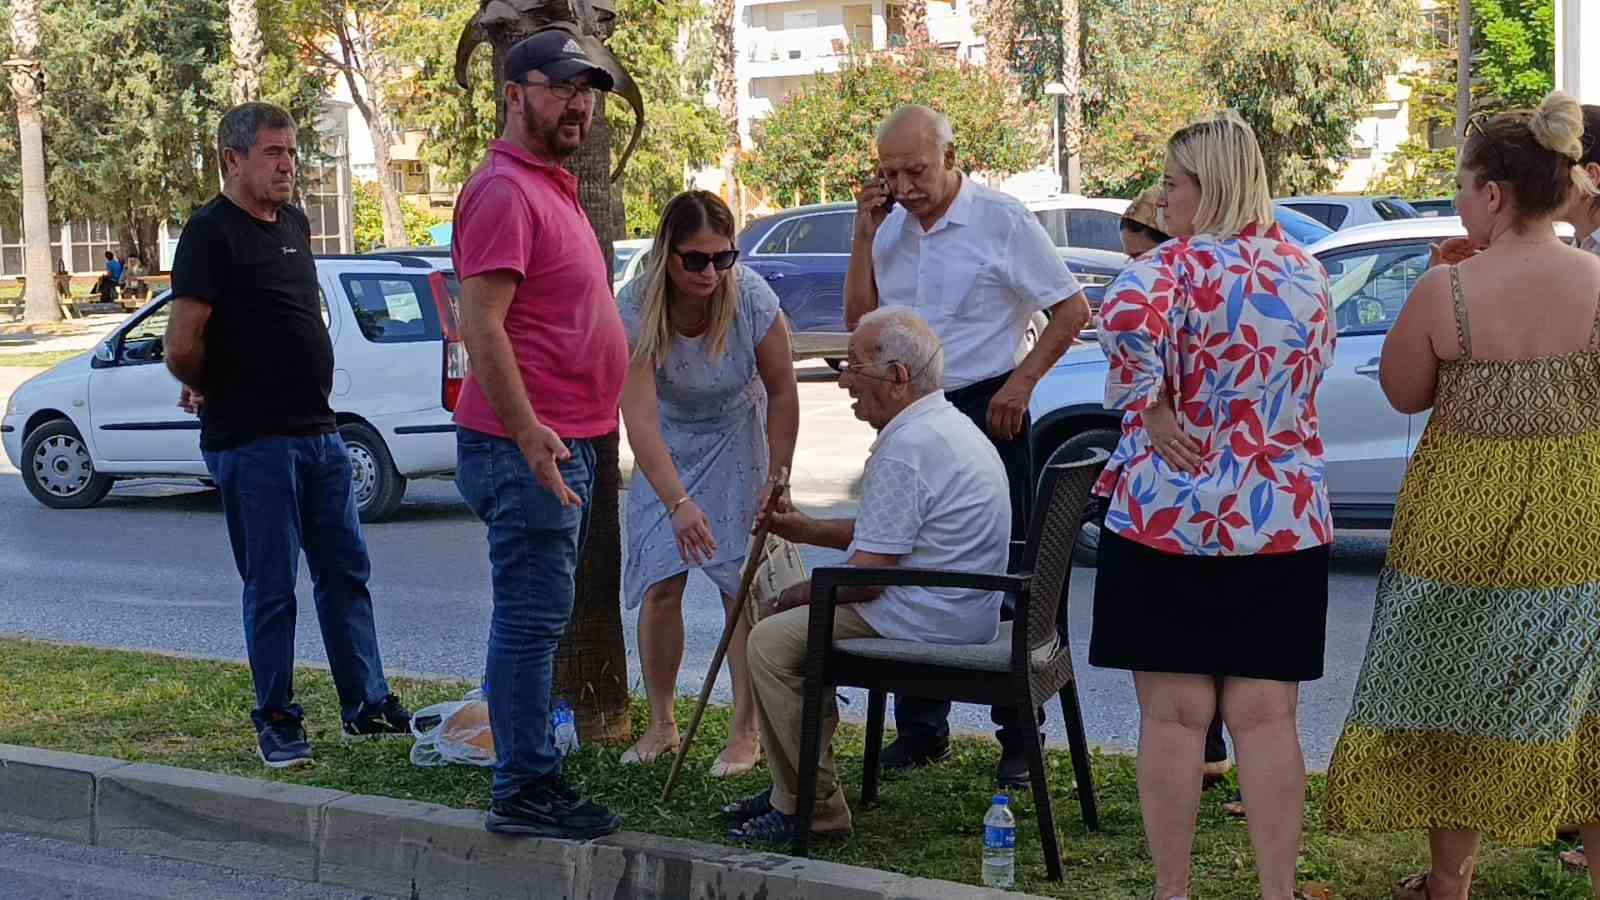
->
[[539, 113, 588, 158]]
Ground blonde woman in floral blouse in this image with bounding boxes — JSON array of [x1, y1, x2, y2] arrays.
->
[[1090, 111, 1335, 900]]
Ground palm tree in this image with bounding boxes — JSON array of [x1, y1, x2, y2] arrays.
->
[[228, 0, 266, 103], [8, 0, 59, 324], [711, 0, 741, 224], [1060, 0, 1081, 193], [455, 0, 646, 745]]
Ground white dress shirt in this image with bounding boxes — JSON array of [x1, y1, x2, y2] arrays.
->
[[849, 392, 1012, 644], [871, 176, 1081, 390]]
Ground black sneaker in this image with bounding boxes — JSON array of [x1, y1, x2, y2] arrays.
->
[[485, 775, 622, 839], [257, 715, 313, 769], [342, 694, 412, 744], [996, 741, 1035, 788], [880, 736, 952, 772]]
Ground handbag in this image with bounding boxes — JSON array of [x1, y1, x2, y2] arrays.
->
[[743, 530, 808, 625]]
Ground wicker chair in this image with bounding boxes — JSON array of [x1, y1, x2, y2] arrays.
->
[[792, 451, 1105, 881]]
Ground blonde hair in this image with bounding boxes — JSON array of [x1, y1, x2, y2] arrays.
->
[[630, 191, 739, 368], [1530, 91, 1599, 199], [1167, 110, 1275, 237]]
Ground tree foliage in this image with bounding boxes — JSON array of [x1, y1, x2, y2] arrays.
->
[[1373, 0, 1556, 199], [0, 0, 322, 262], [739, 49, 1048, 206], [352, 181, 443, 250]]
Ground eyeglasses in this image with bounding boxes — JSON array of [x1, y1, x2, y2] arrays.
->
[[520, 80, 595, 102], [674, 249, 739, 273], [1465, 113, 1512, 181], [837, 346, 943, 383]]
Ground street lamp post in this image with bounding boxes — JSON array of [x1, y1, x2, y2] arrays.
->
[[1044, 81, 1069, 194]]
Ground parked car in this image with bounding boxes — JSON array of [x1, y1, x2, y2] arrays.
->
[[3, 254, 460, 522], [1271, 204, 1335, 246], [611, 238, 651, 291], [1029, 217, 1470, 565], [1408, 198, 1457, 218], [1025, 195, 1131, 253], [738, 202, 1097, 364], [1276, 195, 1420, 230]]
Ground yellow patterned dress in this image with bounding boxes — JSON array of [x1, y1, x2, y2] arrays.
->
[[1324, 267, 1600, 845]]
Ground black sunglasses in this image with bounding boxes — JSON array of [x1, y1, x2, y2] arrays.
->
[[1466, 114, 1513, 180], [674, 249, 739, 273]]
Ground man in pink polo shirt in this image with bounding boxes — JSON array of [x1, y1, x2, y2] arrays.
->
[[450, 30, 628, 840]]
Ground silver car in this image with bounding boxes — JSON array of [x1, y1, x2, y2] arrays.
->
[[1027, 217, 1471, 563]]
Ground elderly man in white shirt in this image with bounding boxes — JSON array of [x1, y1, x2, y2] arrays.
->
[[843, 104, 1091, 786], [719, 308, 1011, 845]]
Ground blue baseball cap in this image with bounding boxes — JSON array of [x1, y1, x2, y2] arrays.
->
[[503, 31, 614, 92]]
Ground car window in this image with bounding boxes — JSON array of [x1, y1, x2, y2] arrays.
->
[[1066, 211, 1125, 253], [769, 212, 853, 254], [340, 274, 442, 343], [1032, 209, 1070, 247], [1320, 242, 1431, 335], [115, 301, 170, 365], [1374, 200, 1413, 221], [1286, 203, 1346, 230], [612, 247, 639, 280]]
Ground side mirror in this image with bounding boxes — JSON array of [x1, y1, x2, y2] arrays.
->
[[90, 340, 117, 369]]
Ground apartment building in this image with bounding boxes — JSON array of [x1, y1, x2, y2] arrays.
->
[[734, 0, 983, 146]]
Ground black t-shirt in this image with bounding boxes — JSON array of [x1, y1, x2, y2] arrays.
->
[[171, 195, 335, 451]]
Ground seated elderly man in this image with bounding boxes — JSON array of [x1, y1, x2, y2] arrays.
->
[[721, 307, 1012, 843]]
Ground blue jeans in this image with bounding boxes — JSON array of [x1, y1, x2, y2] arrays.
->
[[203, 433, 392, 731], [455, 428, 595, 800]]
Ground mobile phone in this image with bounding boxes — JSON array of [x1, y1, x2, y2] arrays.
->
[[879, 177, 896, 211]]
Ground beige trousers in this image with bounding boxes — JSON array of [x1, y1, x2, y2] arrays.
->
[[746, 602, 880, 816]]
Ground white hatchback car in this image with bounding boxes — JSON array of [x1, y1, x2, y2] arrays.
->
[[2, 253, 459, 522]]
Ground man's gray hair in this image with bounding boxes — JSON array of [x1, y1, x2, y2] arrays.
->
[[876, 105, 955, 155], [859, 307, 944, 395], [217, 102, 297, 161]]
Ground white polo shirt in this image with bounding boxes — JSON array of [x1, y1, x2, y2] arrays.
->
[[871, 176, 1081, 390], [849, 391, 1012, 645]]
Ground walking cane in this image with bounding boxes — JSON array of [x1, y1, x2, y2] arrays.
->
[[661, 478, 787, 803]]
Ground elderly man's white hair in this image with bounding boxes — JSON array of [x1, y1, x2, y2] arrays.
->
[[858, 307, 944, 395], [875, 105, 956, 155]]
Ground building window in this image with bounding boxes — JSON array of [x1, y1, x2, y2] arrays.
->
[[305, 159, 347, 255], [69, 220, 119, 274]]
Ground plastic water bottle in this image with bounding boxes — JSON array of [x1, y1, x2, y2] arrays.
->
[[981, 794, 1016, 888], [551, 699, 579, 757]]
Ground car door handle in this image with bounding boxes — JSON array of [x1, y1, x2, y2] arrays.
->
[[1355, 359, 1381, 376], [763, 272, 784, 281]]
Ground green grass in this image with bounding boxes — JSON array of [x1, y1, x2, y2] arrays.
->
[[0, 349, 87, 369], [0, 638, 1588, 899]]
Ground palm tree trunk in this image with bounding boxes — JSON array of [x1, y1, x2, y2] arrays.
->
[[9, 0, 60, 324], [712, 0, 742, 225], [228, 0, 266, 104], [1060, 0, 1081, 193], [484, 20, 632, 746]]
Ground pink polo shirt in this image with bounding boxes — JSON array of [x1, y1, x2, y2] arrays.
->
[[450, 140, 628, 440]]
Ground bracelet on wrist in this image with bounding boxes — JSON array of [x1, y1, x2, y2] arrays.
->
[[668, 496, 691, 514]]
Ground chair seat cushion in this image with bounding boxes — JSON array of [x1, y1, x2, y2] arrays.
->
[[834, 623, 1058, 673]]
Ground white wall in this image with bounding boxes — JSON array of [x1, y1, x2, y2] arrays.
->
[[1557, 0, 1600, 104]]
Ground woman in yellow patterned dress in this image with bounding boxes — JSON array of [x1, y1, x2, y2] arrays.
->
[[1324, 91, 1600, 900]]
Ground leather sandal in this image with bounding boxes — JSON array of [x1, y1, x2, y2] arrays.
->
[[727, 809, 851, 845], [1393, 873, 1431, 900], [1560, 845, 1588, 870]]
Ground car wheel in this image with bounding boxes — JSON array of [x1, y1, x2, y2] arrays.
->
[[1040, 426, 1120, 568], [824, 358, 843, 373], [339, 421, 406, 523], [21, 419, 114, 510]]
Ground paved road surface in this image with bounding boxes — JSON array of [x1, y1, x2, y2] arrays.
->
[[0, 833, 390, 900]]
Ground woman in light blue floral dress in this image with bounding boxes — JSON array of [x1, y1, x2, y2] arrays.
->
[[617, 191, 799, 775]]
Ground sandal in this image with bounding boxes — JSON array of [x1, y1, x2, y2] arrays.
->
[[1560, 845, 1588, 870], [708, 738, 762, 778], [718, 788, 773, 823], [1393, 873, 1430, 900], [727, 809, 851, 845]]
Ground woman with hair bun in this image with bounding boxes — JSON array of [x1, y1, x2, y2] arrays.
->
[[1324, 91, 1600, 900]]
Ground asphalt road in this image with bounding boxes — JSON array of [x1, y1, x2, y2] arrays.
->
[[0, 465, 1390, 771]]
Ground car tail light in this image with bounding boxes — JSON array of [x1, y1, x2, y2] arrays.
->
[[427, 271, 468, 411]]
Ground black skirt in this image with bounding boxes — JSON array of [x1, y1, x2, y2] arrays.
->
[[1089, 529, 1330, 682]]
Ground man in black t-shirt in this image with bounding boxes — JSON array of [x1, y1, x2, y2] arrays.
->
[[163, 102, 409, 769]]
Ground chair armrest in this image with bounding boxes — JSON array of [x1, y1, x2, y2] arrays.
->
[[809, 565, 1027, 598]]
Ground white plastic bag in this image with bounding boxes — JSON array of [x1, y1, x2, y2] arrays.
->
[[409, 688, 495, 768]]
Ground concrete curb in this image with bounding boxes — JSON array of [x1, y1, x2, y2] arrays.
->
[[0, 744, 1047, 899]]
